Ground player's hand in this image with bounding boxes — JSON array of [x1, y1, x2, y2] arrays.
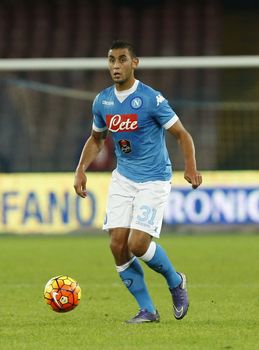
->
[[184, 170, 202, 189], [74, 169, 87, 198]]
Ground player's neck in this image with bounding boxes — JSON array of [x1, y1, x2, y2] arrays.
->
[[115, 78, 136, 92]]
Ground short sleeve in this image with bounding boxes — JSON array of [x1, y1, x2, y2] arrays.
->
[[92, 94, 108, 132], [150, 92, 179, 129]]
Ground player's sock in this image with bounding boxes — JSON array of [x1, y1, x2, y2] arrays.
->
[[116, 257, 156, 313], [139, 241, 181, 289]]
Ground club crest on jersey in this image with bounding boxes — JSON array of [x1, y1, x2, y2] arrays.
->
[[118, 139, 132, 153], [130, 97, 143, 109], [106, 114, 138, 132]]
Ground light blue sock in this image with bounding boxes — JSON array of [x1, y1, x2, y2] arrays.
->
[[140, 242, 181, 289], [117, 257, 156, 313]]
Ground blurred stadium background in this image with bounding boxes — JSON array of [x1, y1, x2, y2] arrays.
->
[[0, 0, 259, 233]]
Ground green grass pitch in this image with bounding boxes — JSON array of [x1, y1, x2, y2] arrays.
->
[[0, 233, 258, 350]]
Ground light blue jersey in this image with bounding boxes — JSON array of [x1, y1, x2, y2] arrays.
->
[[92, 80, 178, 182]]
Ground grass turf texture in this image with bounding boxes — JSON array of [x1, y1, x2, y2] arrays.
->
[[0, 233, 258, 350]]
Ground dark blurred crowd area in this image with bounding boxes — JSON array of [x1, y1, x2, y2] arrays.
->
[[0, 0, 258, 172]]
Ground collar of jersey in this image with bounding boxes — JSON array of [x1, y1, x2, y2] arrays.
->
[[114, 80, 139, 103]]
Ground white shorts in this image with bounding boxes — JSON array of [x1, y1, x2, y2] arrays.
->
[[103, 170, 171, 238]]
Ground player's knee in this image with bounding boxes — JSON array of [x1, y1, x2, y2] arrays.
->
[[109, 237, 127, 257], [128, 238, 145, 257], [128, 230, 152, 257]]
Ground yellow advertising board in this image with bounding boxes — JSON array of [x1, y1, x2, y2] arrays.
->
[[0, 173, 111, 234], [0, 171, 258, 233]]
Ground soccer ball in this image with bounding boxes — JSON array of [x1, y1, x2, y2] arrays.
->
[[44, 275, 81, 312]]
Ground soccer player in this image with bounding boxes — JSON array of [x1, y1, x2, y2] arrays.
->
[[74, 40, 202, 323]]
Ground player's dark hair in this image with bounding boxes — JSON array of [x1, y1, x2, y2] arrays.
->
[[109, 40, 137, 58]]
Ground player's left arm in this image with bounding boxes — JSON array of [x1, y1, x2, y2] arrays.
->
[[167, 119, 202, 189]]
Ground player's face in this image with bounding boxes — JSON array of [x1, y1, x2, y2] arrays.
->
[[108, 48, 139, 89]]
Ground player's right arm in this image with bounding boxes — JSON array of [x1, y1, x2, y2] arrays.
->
[[74, 130, 107, 198]]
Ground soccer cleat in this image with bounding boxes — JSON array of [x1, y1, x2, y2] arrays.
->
[[126, 309, 160, 324], [169, 272, 189, 320]]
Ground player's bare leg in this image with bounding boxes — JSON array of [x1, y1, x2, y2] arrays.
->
[[109, 227, 131, 265], [127, 228, 152, 257]]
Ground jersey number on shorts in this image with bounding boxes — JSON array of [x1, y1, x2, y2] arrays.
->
[[137, 205, 157, 225]]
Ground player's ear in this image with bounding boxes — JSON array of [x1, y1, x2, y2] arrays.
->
[[132, 57, 139, 69]]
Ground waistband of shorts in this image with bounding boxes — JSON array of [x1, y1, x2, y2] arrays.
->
[[113, 169, 171, 186]]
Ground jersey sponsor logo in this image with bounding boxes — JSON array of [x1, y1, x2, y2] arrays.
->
[[118, 139, 132, 153], [106, 114, 138, 132], [102, 100, 114, 106], [156, 94, 165, 106], [130, 97, 143, 109]]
